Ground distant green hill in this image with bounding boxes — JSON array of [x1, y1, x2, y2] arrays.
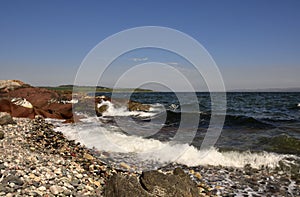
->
[[40, 85, 153, 93]]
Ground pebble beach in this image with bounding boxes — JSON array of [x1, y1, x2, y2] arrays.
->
[[0, 117, 299, 196]]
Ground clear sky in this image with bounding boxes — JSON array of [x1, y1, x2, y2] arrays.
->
[[0, 0, 299, 90]]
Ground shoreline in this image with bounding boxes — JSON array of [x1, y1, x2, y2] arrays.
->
[[0, 117, 299, 196]]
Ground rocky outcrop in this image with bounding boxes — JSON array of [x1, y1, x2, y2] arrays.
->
[[0, 84, 74, 122], [0, 80, 27, 93], [104, 168, 199, 197], [0, 80, 151, 122]]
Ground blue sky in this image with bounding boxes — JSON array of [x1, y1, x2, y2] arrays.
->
[[0, 0, 299, 90]]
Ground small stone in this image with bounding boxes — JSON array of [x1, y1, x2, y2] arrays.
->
[[76, 174, 83, 179], [5, 193, 13, 197], [29, 173, 35, 179], [54, 169, 62, 175], [0, 163, 5, 170], [63, 188, 72, 196], [195, 172, 202, 179], [34, 177, 41, 182], [50, 185, 62, 195], [9, 182, 15, 188], [0, 131, 4, 140], [38, 186, 46, 191], [83, 153, 94, 160], [120, 162, 130, 170], [85, 185, 94, 191], [93, 181, 101, 187]]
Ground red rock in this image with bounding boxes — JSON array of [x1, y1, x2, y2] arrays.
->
[[11, 104, 35, 119], [0, 99, 12, 113]]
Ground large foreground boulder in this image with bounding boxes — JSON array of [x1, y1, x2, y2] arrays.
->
[[140, 168, 199, 197], [104, 168, 199, 197], [104, 174, 153, 197]]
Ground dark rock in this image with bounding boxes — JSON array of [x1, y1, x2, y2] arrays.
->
[[141, 168, 199, 197], [2, 175, 24, 186], [128, 101, 150, 112], [0, 162, 5, 170], [0, 112, 15, 125], [0, 130, 4, 140], [104, 168, 199, 197], [96, 104, 109, 116], [104, 173, 152, 197]]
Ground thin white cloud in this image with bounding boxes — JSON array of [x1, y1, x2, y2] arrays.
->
[[130, 57, 148, 62], [165, 62, 179, 66]]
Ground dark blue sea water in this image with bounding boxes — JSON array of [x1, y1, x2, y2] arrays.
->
[[59, 92, 300, 171], [94, 92, 300, 156]]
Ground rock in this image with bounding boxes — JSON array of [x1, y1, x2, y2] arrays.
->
[[119, 162, 131, 170], [50, 185, 63, 195], [76, 174, 83, 179], [5, 193, 13, 197], [0, 130, 4, 140], [11, 98, 33, 108], [104, 168, 199, 197], [0, 112, 15, 125], [140, 168, 199, 197], [38, 186, 46, 191], [128, 101, 150, 112], [0, 85, 74, 121], [0, 80, 25, 93], [104, 173, 152, 197], [96, 104, 109, 116], [2, 175, 24, 186], [83, 153, 94, 160]]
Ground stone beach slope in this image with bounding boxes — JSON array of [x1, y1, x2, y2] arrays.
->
[[1, 115, 300, 196], [0, 115, 204, 197]]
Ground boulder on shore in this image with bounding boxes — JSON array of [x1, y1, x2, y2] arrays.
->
[[104, 168, 199, 197], [0, 112, 15, 125]]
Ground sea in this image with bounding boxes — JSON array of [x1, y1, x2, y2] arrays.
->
[[54, 92, 300, 172]]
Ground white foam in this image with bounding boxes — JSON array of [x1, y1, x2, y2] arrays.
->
[[55, 123, 292, 169], [97, 100, 160, 118], [297, 103, 300, 107], [60, 99, 78, 104]]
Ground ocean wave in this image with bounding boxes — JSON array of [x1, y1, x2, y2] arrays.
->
[[224, 114, 275, 129], [54, 122, 297, 170], [259, 134, 300, 155], [97, 100, 163, 118]]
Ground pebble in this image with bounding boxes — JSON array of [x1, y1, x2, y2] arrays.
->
[[38, 186, 46, 191], [120, 162, 131, 170], [76, 173, 83, 179], [49, 185, 63, 195]]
